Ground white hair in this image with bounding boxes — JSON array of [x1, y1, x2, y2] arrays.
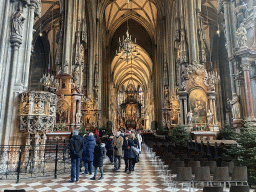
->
[[73, 130, 79, 136], [89, 132, 94, 136]]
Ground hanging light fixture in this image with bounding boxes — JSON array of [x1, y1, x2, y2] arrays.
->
[[116, 0, 140, 61]]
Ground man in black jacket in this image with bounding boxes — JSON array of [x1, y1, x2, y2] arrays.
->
[[69, 130, 84, 182]]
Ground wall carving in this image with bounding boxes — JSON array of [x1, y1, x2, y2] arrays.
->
[[19, 91, 57, 134]]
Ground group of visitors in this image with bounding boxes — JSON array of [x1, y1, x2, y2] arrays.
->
[[68, 129, 143, 182], [69, 131, 105, 182]]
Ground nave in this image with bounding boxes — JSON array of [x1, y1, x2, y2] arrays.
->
[[0, 145, 170, 192], [1, 144, 254, 192]]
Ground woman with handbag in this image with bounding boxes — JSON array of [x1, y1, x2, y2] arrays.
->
[[130, 133, 139, 171], [123, 134, 135, 174]]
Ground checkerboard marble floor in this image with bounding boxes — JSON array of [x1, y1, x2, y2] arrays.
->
[[0, 146, 253, 192]]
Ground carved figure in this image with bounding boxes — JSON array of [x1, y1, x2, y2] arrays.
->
[[76, 113, 82, 124], [236, 23, 247, 48], [228, 93, 241, 119], [187, 110, 193, 125], [12, 10, 25, 37], [207, 109, 214, 125]]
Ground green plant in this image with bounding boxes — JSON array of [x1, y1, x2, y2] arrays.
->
[[224, 121, 256, 184], [79, 126, 87, 137], [217, 124, 235, 140], [169, 125, 189, 147]]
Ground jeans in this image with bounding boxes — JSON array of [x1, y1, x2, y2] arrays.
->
[[114, 156, 121, 169], [125, 158, 133, 172], [84, 161, 93, 174], [94, 166, 103, 177], [71, 157, 81, 181]]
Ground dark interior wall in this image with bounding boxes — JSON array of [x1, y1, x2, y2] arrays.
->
[[29, 33, 51, 91], [110, 19, 154, 62]]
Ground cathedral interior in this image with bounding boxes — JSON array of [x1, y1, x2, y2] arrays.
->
[[0, 0, 256, 146]]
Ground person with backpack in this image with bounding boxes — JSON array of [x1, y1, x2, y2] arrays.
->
[[68, 130, 84, 183], [82, 132, 95, 175], [90, 139, 105, 180]]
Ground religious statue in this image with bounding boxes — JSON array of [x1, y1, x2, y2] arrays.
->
[[228, 93, 241, 119], [236, 23, 247, 48], [76, 113, 82, 124], [207, 109, 214, 125], [187, 110, 193, 125], [11, 9, 25, 37]]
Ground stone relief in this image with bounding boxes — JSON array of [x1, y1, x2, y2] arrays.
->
[[11, 6, 25, 37], [236, 23, 247, 48], [19, 92, 57, 134]]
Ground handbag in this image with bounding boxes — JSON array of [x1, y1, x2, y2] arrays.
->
[[135, 155, 139, 163], [131, 146, 139, 155]]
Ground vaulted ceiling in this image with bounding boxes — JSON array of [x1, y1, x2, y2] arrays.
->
[[111, 45, 153, 91], [105, 0, 157, 40]]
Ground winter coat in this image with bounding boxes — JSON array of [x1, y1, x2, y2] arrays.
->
[[82, 135, 95, 162], [112, 136, 123, 156], [69, 135, 84, 158], [123, 138, 136, 159], [132, 138, 139, 148], [106, 137, 113, 156], [93, 143, 105, 167]]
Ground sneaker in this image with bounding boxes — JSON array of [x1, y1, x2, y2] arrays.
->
[[68, 179, 75, 183], [90, 177, 96, 180], [112, 168, 118, 171], [89, 173, 92, 175], [82, 172, 88, 175], [99, 176, 104, 180]]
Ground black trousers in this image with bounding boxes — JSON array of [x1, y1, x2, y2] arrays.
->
[[125, 158, 134, 172]]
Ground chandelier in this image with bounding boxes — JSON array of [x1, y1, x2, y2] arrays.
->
[[116, 0, 140, 61]]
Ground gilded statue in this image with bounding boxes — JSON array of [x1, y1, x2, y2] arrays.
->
[[228, 93, 241, 119]]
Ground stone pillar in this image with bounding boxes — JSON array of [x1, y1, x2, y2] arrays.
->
[[208, 92, 219, 131], [184, 98, 188, 125], [188, 0, 198, 62], [223, 1, 236, 94], [178, 91, 188, 125], [241, 58, 255, 118]]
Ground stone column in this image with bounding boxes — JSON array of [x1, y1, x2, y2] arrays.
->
[[188, 0, 198, 63], [223, 1, 236, 94], [184, 98, 188, 125], [241, 58, 255, 118]]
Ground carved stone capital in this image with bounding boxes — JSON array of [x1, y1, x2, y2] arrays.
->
[[241, 62, 251, 71], [10, 36, 22, 47]]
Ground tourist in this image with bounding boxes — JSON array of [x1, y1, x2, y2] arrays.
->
[[136, 131, 143, 154], [94, 128, 99, 138], [82, 132, 95, 175], [123, 133, 135, 174], [99, 129, 104, 138], [68, 130, 84, 183], [91, 139, 105, 180], [130, 133, 139, 171], [112, 131, 123, 171], [106, 134, 114, 164]]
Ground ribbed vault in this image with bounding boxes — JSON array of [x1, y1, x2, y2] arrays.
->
[[105, 0, 157, 40], [111, 45, 153, 91]]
